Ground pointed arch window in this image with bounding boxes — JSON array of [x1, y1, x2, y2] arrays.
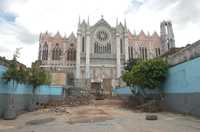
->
[[120, 39, 123, 54], [66, 44, 76, 61], [42, 42, 48, 60], [131, 47, 133, 58], [94, 42, 111, 54], [145, 48, 148, 59], [140, 47, 148, 60], [82, 37, 85, 52], [52, 43, 62, 60], [155, 48, 161, 57], [158, 48, 160, 55], [108, 43, 111, 53], [39, 44, 42, 60]]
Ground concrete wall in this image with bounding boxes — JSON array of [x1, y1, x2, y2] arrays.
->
[[166, 40, 200, 66], [0, 65, 64, 118], [162, 57, 200, 117]]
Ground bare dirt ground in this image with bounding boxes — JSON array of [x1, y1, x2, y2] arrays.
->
[[0, 99, 200, 132]]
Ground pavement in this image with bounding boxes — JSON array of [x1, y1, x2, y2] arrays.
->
[[0, 99, 200, 132]]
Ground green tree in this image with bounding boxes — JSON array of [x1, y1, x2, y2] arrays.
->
[[123, 58, 141, 87], [2, 48, 27, 120], [123, 58, 168, 96], [27, 61, 51, 111], [124, 58, 140, 72], [2, 51, 27, 119], [133, 59, 168, 89]]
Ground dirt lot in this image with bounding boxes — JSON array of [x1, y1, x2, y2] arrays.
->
[[0, 99, 200, 132]]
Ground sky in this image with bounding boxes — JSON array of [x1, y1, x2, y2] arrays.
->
[[0, 0, 200, 66]]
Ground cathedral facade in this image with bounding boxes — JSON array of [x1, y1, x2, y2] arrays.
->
[[38, 17, 175, 87]]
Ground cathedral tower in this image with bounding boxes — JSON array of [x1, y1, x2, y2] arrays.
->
[[160, 21, 175, 54]]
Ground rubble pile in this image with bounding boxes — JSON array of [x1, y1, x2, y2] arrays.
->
[[46, 100, 64, 107], [36, 95, 95, 109], [136, 100, 163, 113], [63, 95, 94, 107], [126, 96, 163, 112], [48, 107, 69, 113]]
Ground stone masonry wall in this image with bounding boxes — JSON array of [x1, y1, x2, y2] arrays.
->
[[167, 40, 200, 66]]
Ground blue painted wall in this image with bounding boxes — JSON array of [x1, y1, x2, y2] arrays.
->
[[36, 85, 63, 95], [0, 65, 63, 118], [113, 87, 132, 95], [0, 65, 63, 96], [162, 57, 200, 117], [162, 57, 200, 93], [113, 57, 200, 95]]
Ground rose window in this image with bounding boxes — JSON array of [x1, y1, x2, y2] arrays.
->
[[95, 29, 110, 43]]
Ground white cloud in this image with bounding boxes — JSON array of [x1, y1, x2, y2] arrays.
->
[[123, 0, 200, 45], [0, 45, 11, 53], [0, 0, 200, 66]]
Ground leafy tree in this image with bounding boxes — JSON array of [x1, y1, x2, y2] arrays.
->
[[27, 61, 51, 111], [1, 48, 26, 119], [133, 58, 168, 89], [122, 71, 133, 86], [123, 58, 141, 87], [123, 58, 168, 96], [124, 58, 140, 72]]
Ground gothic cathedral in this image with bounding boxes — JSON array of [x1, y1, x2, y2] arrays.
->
[[38, 17, 175, 88]]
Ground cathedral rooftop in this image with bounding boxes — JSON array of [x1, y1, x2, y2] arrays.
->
[[93, 17, 112, 28], [68, 32, 76, 40]]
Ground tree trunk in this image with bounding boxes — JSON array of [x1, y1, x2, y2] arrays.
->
[[32, 87, 36, 108], [27, 87, 37, 112]]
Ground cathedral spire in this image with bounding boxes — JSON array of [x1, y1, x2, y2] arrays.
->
[[101, 14, 104, 19], [78, 15, 81, 25], [116, 18, 118, 27], [124, 19, 126, 27], [147, 31, 150, 37], [87, 16, 90, 25], [124, 18, 128, 32], [39, 32, 42, 39], [78, 16, 81, 31], [133, 30, 136, 36], [55, 31, 61, 37]]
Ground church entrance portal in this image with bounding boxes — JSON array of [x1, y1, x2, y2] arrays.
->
[[91, 82, 104, 99]]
